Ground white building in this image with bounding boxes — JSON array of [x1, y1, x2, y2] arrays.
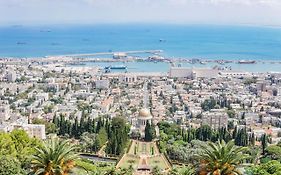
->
[[202, 110, 228, 129], [174, 111, 186, 124], [95, 79, 110, 89], [23, 124, 46, 140], [219, 70, 251, 78], [169, 67, 194, 78], [169, 67, 219, 79], [13, 123, 46, 140], [137, 108, 153, 138], [118, 75, 137, 83], [0, 102, 10, 123], [193, 68, 219, 79], [113, 52, 127, 59], [6, 71, 17, 82], [36, 93, 49, 101]]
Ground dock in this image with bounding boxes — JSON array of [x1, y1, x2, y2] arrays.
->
[[48, 50, 163, 58]]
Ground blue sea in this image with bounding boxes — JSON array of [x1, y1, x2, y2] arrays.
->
[[1, 24, 281, 60]]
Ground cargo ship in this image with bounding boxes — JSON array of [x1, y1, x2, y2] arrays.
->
[[104, 65, 127, 70], [238, 60, 256, 64]]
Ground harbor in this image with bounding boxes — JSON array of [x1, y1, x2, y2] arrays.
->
[[1, 50, 281, 73]]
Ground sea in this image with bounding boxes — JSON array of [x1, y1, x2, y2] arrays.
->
[[1, 24, 281, 72]]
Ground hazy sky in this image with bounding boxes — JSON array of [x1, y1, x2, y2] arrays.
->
[[1, 0, 281, 26]]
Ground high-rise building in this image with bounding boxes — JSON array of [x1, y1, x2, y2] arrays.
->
[[201, 109, 228, 129]]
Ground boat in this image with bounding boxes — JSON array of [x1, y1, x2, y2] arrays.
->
[[104, 65, 127, 70], [238, 60, 256, 64], [51, 42, 60, 46], [40, 30, 51, 32], [17, 42, 27, 45]]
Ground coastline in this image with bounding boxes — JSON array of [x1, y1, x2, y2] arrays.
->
[[1, 55, 281, 73]]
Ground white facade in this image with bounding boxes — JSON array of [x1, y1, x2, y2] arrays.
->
[[202, 110, 228, 129], [137, 108, 153, 138], [193, 68, 219, 79], [113, 52, 127, 59], [24, 124, 46, 139], [118, 75, 137, 83], [0, 103, 10, 123], [36, 93, 49, 101], [6, 71, 17, 82], [95, 80, 110, 89], [169, 67, 193, 78], [219, 70, 251, 78], [169, 67, 219, 79]]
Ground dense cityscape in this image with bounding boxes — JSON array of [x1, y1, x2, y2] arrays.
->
[[2, 0, 281, 174], [1, 56, 281, 174]]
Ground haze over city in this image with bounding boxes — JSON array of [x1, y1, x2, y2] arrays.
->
[[1, 0, 281, 25]]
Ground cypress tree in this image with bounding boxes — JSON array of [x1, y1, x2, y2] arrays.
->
[[261, 134, 268, 155]]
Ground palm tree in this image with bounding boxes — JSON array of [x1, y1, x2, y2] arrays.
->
[[180, 166, 195, 175], [195, 140, 248, 175], [104, 167, 117, 175], [31, 138, 78, 175], [169, 166, 195, 175]]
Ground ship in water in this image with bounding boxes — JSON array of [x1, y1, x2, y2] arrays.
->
[[238, 60, 256, 64], [17, 42, 27, 45], [104, 65, 127, 70]]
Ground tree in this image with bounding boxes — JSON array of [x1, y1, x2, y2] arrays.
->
[[195, 140, 248, 175], [80, 132, 100, 153], [195, 125, 212, 141], [71, 117, 79, 138], [179, 166, 195, 175], [31, 138, 78, 175], [33, 118, 57, 134], [97, 127, 108, 147], [247, 160, 281, 175], [144, 122, 155, 142], [0, 132, 16, 156], [0, 156, 22, 175], [201, 98, 217, 111], [234, 128, 249, 146], [227, 110, 236, 118], [106, 117, 129, 155], [265, 145, 281, 160], [169, 166, 195, 175], [261, 134, 268, 155], [0, 129, 41, 172], [10, 129, 41, 167]]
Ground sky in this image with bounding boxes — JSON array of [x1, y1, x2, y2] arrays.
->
[[1, 0, 281, 26]]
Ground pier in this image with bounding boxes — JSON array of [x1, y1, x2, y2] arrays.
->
[[48, 50, 163, 58]]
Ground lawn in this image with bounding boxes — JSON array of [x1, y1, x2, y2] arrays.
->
[[117, 154, 140, 169], [128, 140, 157, 156], [148, 155, 169, 170]]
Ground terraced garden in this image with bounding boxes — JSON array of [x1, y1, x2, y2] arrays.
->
[[116, 140, 171, 173]]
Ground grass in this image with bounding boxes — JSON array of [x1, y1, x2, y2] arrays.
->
[[128, 140, 158, 156], [74, 159, 115, 174], [148, 155, 168, 170], [117, 140, 170, 171], [117, 155, 140, 169]]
